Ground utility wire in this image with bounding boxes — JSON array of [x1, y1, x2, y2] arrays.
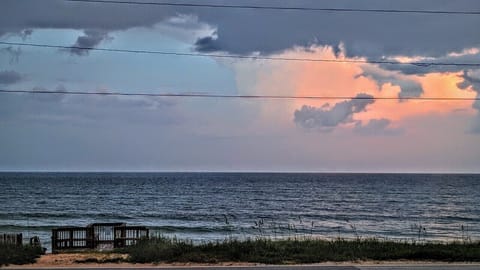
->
[[1, 41, 479, 67], [65, 0, 480, 15], [1, 89, 478, 101]]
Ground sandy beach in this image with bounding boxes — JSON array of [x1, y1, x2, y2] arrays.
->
[[2, 253, 260, 268], [3, 253, 480, 269]]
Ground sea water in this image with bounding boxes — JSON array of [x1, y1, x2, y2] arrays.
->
[[1, 172, 479, 251]]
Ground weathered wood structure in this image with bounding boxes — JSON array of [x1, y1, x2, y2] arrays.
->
[[0, 233, 22, 245], [52, 223, 148, 252]]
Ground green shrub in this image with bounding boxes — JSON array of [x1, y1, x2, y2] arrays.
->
[[0, 244, 44, 266]]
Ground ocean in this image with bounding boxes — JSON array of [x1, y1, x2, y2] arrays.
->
[[0, 172, 479, 251]]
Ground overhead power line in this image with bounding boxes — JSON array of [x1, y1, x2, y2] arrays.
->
[[1, 41, 479, 67], [65, 0, 480, 15], [1, 89, 478, 101]]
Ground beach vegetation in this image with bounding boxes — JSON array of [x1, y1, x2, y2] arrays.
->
[[123, 236, 480, 264], [0, 243, 45, 266]]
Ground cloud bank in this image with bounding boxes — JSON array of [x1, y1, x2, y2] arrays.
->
[[1, 0, 479, 59]]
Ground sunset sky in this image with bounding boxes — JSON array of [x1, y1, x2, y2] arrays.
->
[[1, 0, 480, 172]]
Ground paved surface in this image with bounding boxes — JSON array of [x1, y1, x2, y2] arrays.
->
[[6, 265, 480, 270]]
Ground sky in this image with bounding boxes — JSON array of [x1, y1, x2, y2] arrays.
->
[[1, 0, 480, 172]]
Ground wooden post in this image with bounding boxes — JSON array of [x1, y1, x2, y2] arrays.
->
[[69, 229, 73, 248], [51, 230, 55, 252], [122, 227, 126, 248], [17, 233, 22, 246]]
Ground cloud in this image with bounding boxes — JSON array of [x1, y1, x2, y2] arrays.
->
[[26, 85, 66, 102], [0, 0, 173, 34], [69, 30, 112, 56], [195, 36, 222, 52], [0, 86, 177, 125], [458, 70, 480, 91], [456, 69, 480, 132], [1, 0, 479, 60], [193, 0, 480, 59], [0, 70, 23, 84], [228, 44, 477, 137], [354, 118, 403, 135], [0, 46, 22, 64], [153, 14, 216, 44], [359, 65, 423, 98], [19, 29, 33, 40], [294, 93, 374, 132], [380, 48, 480, 76], [457, 70, 480, 110]]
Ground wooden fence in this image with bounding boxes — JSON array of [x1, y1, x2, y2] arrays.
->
[[51, 227, 92, 250], [114, 226, 149, 248], [52, 223, 148, 252], [0, 233, 22, 245]]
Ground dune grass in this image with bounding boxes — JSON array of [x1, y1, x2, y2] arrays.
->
[[0, 244, 45, 266], [124, 236, 480, 264], [4, 236, 479, 265]]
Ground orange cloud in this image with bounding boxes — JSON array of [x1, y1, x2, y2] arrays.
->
[[354, 71, 476, 126], [235, 45, 477, 131]]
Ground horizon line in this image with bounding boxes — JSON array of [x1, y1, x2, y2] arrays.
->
[[1, 170, 479, 174]]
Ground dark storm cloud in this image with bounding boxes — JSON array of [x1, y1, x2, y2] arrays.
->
[[0, 0, 173, 33], [294, 93, 374, 132], [0, 70, 23, 85], [0, 0, 175, 52], [1, 0, 479, 59], [68, 30, 111, 56], [359, 66, 423, 98], [192, 0, 480, 58], [354, 118, 403, 136]]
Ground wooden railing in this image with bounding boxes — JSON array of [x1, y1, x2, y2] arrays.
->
[[114, 226, 149, 248], [0, 233, 22, 245], [52, 223, 148, 252], [51, 227, 93, 251]]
